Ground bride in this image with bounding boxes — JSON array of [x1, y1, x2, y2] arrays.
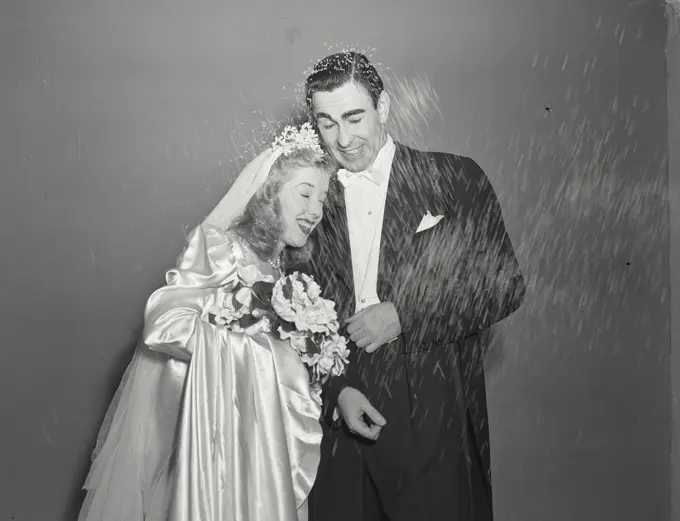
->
[[78, 124, 339, 521]]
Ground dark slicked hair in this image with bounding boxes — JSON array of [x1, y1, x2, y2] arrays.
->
[[304, 51, 384, 110]]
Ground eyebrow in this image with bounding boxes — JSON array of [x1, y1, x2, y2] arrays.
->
[[315, 109, 366, 123]]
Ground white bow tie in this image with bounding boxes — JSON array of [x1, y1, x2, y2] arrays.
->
[[337, 168, 378, 188]]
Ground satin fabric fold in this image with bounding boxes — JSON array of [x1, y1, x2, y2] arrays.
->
[[78, 225, 322, 521], [171, 326, 322, 521]]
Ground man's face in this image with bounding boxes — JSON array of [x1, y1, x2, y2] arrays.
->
[[311, 81, 389, 173]]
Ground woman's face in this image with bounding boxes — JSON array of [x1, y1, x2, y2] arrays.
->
[[277, 166, 330, 248]]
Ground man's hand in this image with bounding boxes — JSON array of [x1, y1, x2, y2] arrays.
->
[[337, 387, 386, 440], [346, 302, 401, 354]]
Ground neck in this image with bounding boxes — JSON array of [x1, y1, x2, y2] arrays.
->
[[377, 131, 388, 151], [367, 132, 388, 169], [273, 241, 285, 260]]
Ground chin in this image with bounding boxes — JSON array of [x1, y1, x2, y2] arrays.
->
[[285, 235, 309, 249], [343, 157, 372, 173]]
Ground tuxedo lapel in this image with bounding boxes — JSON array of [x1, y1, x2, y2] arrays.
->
[[377, 143, 434, 300], [319, 180, 355, 314], [323, 143, 440, 308]]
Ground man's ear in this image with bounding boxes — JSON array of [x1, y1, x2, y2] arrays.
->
[[377, 91, 390, 125]]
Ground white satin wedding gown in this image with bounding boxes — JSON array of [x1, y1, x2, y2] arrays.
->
[[78, 224, 322, 521]]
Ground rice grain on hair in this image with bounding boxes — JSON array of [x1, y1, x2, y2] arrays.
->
[[304, 51, 384, 111]]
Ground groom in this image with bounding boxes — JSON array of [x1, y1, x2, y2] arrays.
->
[[302, 52, 526, 521]]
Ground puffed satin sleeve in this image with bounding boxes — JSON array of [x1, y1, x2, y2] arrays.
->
[[143, 224, 242, 361]]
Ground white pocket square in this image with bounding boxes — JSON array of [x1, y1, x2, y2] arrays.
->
[[416, 211, 444, 233]]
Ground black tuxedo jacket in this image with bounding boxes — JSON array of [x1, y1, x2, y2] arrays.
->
[[301, 142, 526, 497]]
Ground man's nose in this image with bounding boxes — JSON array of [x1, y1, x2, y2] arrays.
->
[[336, 124, 353, 149]]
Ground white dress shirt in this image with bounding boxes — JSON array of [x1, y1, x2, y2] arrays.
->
[[337, 136, 397, 313]]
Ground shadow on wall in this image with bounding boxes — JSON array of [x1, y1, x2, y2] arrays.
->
[[67, 324, 145, 521], [483, 328, 506, 375]]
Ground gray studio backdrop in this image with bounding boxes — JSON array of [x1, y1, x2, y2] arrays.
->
[[667, 13, 679, 521], [0, 1, 671, 520]]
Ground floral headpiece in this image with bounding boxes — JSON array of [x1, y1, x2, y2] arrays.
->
[[271, 123, 323, 156]]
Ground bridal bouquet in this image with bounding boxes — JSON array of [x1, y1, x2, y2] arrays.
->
[[271, 272, 350, 392], [208, 268, 350, 402]]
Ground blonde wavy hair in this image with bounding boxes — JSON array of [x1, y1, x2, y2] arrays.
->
[[230, 147, 337, 269]]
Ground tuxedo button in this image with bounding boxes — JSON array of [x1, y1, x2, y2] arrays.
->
[[361, 299, 366, 303], [368, 211, 372, 215]]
